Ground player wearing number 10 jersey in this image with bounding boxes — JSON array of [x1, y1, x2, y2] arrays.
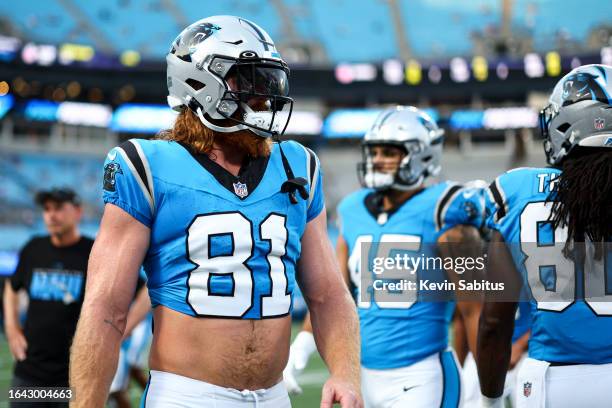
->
[[477, 64, 612, 408], [70, 16, 361, 408]]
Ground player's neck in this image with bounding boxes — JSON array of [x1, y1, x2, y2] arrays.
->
[[208, 142, 246, 177], [382, 188, 422, 211], [50, 228, 81, 247]]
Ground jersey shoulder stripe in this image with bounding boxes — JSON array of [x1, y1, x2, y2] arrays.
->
[[303, 146, 320, 208], [488, 178, 507, 223], [434, 182, 462, 231], [115, 139, 155, 213]]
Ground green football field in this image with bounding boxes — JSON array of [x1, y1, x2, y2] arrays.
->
[[0, 323, 328, 408]]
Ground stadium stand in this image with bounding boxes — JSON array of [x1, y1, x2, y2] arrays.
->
[[1, 0, 611, 61], [0, 151, 103, 251]]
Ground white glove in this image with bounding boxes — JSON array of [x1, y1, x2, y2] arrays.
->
[[283, 331, 317, 395], [480, 395, 504, 408]]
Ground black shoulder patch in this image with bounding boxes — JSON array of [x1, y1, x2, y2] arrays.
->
[[103, 162, 122, 192]]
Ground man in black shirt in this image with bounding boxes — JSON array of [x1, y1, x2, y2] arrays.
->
[[3, 188, 94, 407]]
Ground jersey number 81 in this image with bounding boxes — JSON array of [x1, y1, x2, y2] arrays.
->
[[186, 212, 291, 318]]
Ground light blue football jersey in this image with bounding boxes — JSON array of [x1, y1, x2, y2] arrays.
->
[[486, 167, 612, 363], [338, 181, 485, 369], [512, 301, 532, 343], [102, 138, 323, 319]]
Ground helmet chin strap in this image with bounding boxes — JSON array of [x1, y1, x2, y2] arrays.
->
[[364, 168, 423, 192], [391, 175, 424, 191], [364, 171, 394, 189], [195, 107, 245, 133], [241, 103, 282, 136], [195, 104, 280, 138]]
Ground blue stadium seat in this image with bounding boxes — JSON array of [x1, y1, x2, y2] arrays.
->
[[172, 0, 282, 42], [0, 151, 103, 214], [305, 0, 397, 62], [400, 0, 499, 57], [74, 0, 178, 58], [0, 1, 78, 45], [1, 1, 611, 61]]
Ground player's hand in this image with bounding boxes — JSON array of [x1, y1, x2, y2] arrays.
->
[[283, 331, 317, 395], [6, 326, 27, 361], [509, 342, 525, 369], [320, 377, 363, 408], [283, 365, 302, 395]]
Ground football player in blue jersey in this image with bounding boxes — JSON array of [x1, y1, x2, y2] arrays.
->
[[477, 64, 612, 408], [285, 106, 486, 407], [70, 16, 361, 408]]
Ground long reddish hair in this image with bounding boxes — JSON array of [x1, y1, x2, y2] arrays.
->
[[158, 108, 271, 157]]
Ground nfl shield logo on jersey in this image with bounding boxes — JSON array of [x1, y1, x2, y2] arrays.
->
[[523, 382, 532, 397], [594, 117, 605, 130], [233, 181, 249, 198]]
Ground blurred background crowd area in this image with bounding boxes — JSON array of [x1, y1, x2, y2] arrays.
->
[[0, 0, 611, 273]]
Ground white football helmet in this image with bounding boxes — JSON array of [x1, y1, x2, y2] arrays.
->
[[357, 106, 444, 191], [540, 64, 612, 165], [166, 15, 293, 137]]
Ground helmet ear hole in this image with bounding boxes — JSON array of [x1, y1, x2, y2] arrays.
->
[[556, 123, 571, 133], [422, 155, 432, 162], [185, 78, 205, 91]]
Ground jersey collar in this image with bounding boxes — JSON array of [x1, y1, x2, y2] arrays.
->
[[178, 142, 270, 200]]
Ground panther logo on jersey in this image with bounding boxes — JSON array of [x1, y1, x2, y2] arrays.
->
[[103, 162, 123, 192], [463, 201, 477, 221]]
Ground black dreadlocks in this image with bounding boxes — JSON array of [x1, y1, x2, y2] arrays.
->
[[547, 147, 612, 259]]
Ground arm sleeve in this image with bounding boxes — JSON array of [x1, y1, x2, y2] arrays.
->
[[436, 182, 487, 234], [102, 140, 155, 228], [305, 148, 325, 222]]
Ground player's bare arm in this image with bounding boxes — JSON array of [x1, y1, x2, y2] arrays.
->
[[509, 330, 529, 369], [69, 204, 149, 407], [3, 281, 27, 361], [296, 232, 352, 334], [452, 312, 468, 365], [123, 285, 151, 340], [284, 230, 352, 394], [437, 224, 484, 357], [476, 230, 520, 401], [297, 209, 362, 408]]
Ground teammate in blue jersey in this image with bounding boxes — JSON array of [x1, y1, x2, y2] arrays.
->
[[285, 106, 486, 407], [69, 16, 361, 408], [477, 64, 612, 408]]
